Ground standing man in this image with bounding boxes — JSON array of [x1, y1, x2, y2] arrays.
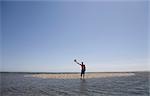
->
[[74, 59, 86, 79]]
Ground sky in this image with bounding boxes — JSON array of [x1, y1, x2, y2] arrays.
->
[[1, 0, 149, 72]]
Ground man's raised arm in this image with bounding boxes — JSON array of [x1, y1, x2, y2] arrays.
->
[[74, 59, 81, 65]]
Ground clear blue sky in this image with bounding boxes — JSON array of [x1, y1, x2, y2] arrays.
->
[[1, 1, 149, 72]]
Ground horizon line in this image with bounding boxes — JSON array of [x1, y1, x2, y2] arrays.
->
[[0, 70, 149, 73]]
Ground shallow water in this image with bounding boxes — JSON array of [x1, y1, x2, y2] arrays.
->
[[1, 72, 149, 96]]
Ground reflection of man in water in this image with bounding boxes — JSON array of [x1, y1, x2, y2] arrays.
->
[[79, 79, 87, 95], [74, 59, 86, 79]]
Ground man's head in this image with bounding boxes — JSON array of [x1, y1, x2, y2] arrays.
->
[[82, 62, 83, 65]]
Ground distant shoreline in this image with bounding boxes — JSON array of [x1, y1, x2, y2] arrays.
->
[[0, 71, 149, 74]]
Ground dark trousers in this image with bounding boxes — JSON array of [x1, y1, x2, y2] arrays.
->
[[81, 70, 85, 77]]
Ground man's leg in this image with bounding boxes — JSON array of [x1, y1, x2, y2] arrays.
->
[[83, 71, 85, 78]]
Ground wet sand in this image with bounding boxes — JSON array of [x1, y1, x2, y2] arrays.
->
[[1, 72, 149, 96], [28, 72, 135, 79]]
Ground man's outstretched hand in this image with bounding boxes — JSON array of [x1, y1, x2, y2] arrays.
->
[[74, 59, 80, 65], [74, 59, 77, 62]]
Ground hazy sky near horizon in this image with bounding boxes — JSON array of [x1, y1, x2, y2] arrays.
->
[[1, 1, 149, 72]]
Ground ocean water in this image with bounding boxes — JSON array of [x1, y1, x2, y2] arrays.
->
[[1, 72, 149, 96]]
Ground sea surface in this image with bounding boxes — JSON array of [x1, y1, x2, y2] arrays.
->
[[1, 72, 149, 96]]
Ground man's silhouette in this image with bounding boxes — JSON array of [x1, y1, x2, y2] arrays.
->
[[74, 59, 86, 79]]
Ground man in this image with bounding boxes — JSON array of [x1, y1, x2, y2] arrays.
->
[[74, 59, 86, 79]]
